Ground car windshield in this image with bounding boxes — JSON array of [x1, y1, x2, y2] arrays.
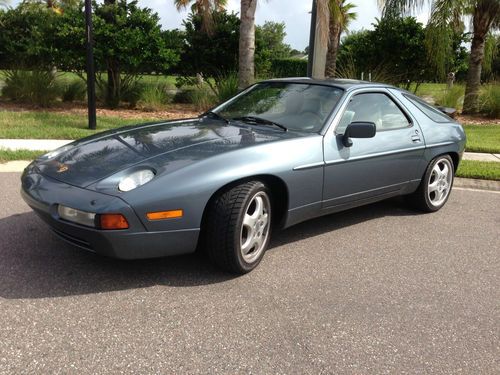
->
[[216, 82, 344, 132]]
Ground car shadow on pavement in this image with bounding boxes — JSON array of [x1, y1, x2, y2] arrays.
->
[[0, 198, 418, 300]]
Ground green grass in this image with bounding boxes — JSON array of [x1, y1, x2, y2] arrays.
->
[[456, 160, 500, 181], [0, 111, 155, 139], [463, 125, 500, 153], [0, 149, 48, 163]]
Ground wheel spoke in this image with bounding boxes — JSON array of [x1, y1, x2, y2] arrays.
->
[[241, 233, 255, 255], [428, 180, 439, 193], [433, 164, 442, 179], [441, 163, 449, 180], [251, 196, 264, 219], [243, 213, 256, 229]]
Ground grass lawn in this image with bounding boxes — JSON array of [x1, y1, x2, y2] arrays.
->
[[0, 111, 154, 139], [463, 125, 500, 153], [456, 160, 500, 181], [0, 70, 179, 88], [0, 149, 48, 163]]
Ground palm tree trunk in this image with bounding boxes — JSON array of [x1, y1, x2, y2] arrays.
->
[[238, 0, 257, 89], [325, 20, 341, 78], [463, 7, 489, 114]]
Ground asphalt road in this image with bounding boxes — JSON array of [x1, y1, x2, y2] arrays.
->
[[1, 172, 499, 374]]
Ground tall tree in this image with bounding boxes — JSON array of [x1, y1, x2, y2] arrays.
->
[[174, 0, 227, 35], [238, 0, 257, 89], [379, 0, 500, 114], [325, 0, 357, 78]]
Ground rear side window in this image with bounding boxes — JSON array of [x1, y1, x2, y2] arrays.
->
[[403, 94, 452, 123]]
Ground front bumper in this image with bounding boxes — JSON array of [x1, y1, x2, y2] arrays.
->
[[21, 166, 199, 259]]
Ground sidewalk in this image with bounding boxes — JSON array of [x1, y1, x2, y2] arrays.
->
[[1, 138, 499, 162], [0, 139, 72, 151]]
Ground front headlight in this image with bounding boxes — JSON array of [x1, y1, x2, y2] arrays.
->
[[118, 169, 155, 192]]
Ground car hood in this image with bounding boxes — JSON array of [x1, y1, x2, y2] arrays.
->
[[36, 118, 301, 188]]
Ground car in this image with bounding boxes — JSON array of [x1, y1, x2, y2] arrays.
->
[[21, 78, 466, 273]]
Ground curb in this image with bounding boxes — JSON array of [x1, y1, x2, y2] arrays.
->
[[454, 177, 500, 192]]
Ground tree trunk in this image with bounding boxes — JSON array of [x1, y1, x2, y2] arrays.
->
[[106, 60, 120, 108], [325, 20, 341, 78], [238, 0, 257, 89], [462, 7, 489, 114]]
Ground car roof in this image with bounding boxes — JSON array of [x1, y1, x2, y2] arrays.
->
[[260, 77, 392, 91]]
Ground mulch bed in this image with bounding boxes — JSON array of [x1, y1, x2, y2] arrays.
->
[[0, 101, 200, 120]]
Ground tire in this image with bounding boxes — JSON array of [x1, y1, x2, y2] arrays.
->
[[407, 154, 454, 212], [205, 181, 272, 274]]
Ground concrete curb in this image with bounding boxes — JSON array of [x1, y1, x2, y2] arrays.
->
[[454, 178, 500, 192], [0, 139, 72, 151]]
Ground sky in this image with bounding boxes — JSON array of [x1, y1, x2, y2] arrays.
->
[[142, 0, 431, 50]]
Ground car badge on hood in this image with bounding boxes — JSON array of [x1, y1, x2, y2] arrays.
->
[[57, 164, 69, 173]]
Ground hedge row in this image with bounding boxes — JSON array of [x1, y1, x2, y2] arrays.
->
[[270, 58, 308, 78]]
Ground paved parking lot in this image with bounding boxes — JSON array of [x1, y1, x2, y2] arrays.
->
[[1, 172, 499, 374]]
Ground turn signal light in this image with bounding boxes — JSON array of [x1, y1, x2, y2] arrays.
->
[[146, 209, 183, 221], [99, 214, 129, 230]]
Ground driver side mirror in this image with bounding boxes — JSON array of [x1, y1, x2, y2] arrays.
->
[[342, 122, 376, 147]]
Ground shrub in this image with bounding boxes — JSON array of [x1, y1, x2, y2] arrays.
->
[[137, 83, 171, 111], [120, 80, 145, 108], [209, 72, 239, 103], [435, 85, 464, 110], [62, 79, 86, 102], [189, 86, 216, 111], [1, 70, 61, 107], [172, 89, 195, 104], [270, 58, 307, 78], [479, 84, 500, 118]]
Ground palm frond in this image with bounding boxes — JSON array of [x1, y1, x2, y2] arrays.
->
[[378, 0, 426, 16]]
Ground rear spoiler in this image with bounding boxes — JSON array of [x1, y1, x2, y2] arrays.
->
[[436, 106, 457, 119]]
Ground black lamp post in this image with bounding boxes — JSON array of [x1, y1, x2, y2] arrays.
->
[[307, 0, 317, 78], [84, 0, 97, 130]]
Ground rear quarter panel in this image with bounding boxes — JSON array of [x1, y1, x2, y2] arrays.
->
[[389, 89, 466, 172]]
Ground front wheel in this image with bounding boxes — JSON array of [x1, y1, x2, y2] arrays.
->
[[205, 181, 272, 274], [407, 155, 454, 212]]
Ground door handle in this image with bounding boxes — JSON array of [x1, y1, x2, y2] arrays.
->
[[411, 135, 421, 143]]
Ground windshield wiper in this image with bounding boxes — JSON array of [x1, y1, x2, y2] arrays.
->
[[200, 111, 229, 124], [232, 116, 288, 132]]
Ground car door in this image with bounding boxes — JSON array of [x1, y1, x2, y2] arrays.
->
[[322, 89, 425, 209]]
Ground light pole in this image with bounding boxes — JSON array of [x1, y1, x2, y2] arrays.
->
[[84, 0, 97, 130], [307, 0, 317, 78]]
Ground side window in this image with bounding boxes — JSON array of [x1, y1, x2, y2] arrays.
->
[[403, 94, 453, 123], [337, 93, 410, 133]]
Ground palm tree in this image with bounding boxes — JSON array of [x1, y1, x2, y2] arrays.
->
[[325, 0, 357, 77], [238, 0, 257, 89], [379, 0, 500, 114], [174, 0, 227, 35]]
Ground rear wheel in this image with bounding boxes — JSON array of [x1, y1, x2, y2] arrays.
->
[[205, 181, 272, 274], [407, 155, 454, 212]]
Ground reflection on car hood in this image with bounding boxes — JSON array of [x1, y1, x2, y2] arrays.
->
[[36, 118, 300, 188]]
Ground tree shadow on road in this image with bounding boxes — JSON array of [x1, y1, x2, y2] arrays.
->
[[0, 197, 418, 299]]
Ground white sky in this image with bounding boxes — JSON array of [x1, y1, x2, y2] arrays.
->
[[142, 0, 431, 50]]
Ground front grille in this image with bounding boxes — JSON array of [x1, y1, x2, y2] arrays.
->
[[51, 228, 95, 252]]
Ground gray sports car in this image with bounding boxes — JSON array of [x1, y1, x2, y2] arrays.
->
[[21, 79, 466, 273]]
